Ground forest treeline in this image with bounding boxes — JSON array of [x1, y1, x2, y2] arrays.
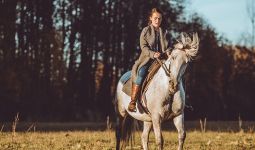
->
[[0, 0, 254, 122]]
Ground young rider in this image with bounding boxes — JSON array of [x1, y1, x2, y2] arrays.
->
[[128, 8, 172, 112]]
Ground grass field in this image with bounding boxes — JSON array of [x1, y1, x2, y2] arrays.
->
[[0, 121, 255, 149]]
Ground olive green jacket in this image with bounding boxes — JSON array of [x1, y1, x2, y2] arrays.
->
[[122, 24, 172, 93]]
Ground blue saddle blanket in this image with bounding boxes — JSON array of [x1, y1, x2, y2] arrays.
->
[[120, 70, 131, 84], [120, 71, 132, 96]]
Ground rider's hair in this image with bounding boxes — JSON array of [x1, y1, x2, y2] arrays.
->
[[148, 8, 168, 28]]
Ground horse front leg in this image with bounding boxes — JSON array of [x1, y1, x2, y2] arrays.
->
[[152, 115, 163, 150], [141, 121, 152, 150], [173, 112, 186, 150]]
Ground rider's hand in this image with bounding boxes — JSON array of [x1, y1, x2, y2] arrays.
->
[[154, 52, 161, 58], [167, 51, 171, 57]]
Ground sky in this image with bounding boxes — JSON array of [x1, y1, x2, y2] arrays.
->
[[186, 0, 251, 45]]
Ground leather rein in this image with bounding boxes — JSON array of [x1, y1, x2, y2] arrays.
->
[[156, 57, 171, 77]]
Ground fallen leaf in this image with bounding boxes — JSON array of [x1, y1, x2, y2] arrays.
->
[[207, 140, 211, 146], [243, 139, 248, 144], [229, 141, 238, 145]]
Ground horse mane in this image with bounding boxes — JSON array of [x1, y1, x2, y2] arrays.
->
[[174, 32, 199, 58]]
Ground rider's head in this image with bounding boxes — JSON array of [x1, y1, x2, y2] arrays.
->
[[148, 8, 167, 28]]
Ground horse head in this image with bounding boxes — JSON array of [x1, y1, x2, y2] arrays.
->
[[168, 32, 199, 92]]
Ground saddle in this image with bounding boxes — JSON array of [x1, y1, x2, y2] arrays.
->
[[121, 58, 166, 114], [140, 60, 161, 95]]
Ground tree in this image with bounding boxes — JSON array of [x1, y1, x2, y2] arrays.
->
[[238, 0, 255, 50], [247, 0, 255, 50]]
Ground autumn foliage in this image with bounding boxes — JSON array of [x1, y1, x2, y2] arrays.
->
[[0, 0, 254, 121]]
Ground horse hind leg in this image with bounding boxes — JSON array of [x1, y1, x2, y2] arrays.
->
[[115, 90, 125, 150], [115, 96, 124, 149], [115, 114, 123, 150], [115, 85, 128, 150], [141, 121, 152, 150], [115, 82, 137, 149], [173, 112, 186, 150]]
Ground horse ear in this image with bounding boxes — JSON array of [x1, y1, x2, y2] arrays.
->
[[191, 33, 199, 49]]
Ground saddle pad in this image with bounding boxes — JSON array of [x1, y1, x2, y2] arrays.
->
[[122, 79, 132, 96], [120, 67, 160, 116], [120, 70, 131, 84], [121, 78, 150, 115], [120, 71, 132, 96], [121, 63, 161, 98]]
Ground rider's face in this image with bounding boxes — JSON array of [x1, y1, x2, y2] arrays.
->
[[150, 12, 162, 28]]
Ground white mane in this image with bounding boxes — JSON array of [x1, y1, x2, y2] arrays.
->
[[173, 32, 199, 59]]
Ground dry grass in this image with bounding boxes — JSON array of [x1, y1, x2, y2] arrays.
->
[[0, 130, 254, 149], [0, 121, 254, 149]]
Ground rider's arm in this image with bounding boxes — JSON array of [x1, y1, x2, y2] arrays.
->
[[140, 28, 156, 59]]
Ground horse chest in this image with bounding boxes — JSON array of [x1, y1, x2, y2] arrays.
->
[[162, 94, 184, 120]]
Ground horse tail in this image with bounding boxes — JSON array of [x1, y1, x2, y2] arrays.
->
[[120, 113, 138, 149]]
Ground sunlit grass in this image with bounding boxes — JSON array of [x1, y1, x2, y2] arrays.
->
[[0, 130, 254, 149]]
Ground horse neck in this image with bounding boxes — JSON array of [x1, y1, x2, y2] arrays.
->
[[149, 64, 171, 96], [170, 54, 185, 86]]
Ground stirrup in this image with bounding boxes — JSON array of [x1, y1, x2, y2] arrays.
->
[[128, 100, 137, 112]]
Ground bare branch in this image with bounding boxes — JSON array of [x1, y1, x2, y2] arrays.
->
[[246, 0, 255, 50]]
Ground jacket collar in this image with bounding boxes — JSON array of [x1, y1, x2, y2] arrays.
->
[[144, 24, 155, 49], [144, 24, 168, 52]]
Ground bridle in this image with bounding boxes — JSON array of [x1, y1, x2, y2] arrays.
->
[[156, 51, 188, 92], [155, 51, 193, 110]]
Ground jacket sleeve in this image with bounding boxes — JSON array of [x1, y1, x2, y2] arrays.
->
[[140, 28, 156, 59], [165, 31, 172, 53]]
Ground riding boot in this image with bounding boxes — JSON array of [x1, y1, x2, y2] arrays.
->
[[128, 84, 141, 112]]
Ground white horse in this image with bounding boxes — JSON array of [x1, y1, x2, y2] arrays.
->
[[115, 32, 199, 150]]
